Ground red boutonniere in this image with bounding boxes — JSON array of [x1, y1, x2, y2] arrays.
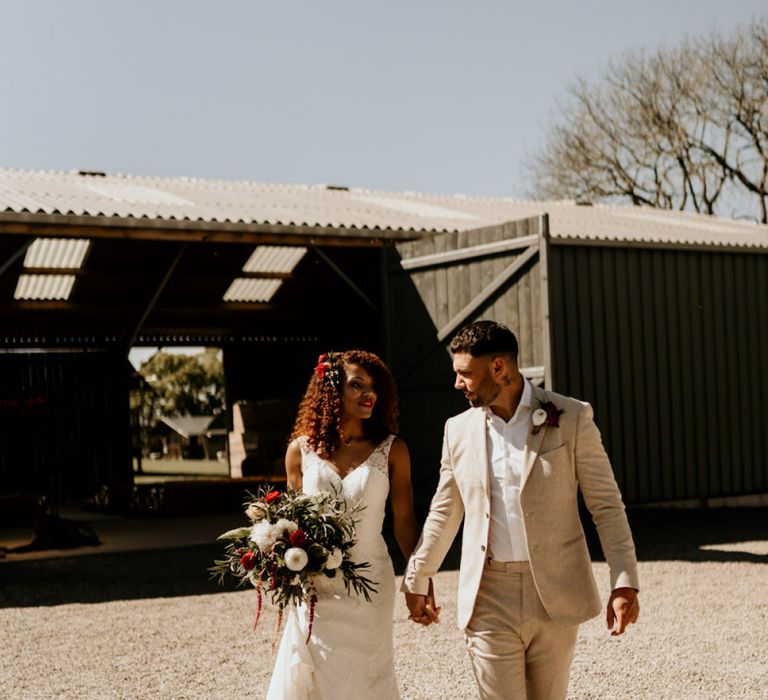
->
[[531, 399, 563, 434]]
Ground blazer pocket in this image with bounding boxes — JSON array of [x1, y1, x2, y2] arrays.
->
[[537, 444, 574, 484], [539, 445, 571, 466], [538, 444, 569, 463]]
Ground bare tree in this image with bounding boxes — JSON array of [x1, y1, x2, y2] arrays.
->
[[527, 17, 768, 223]]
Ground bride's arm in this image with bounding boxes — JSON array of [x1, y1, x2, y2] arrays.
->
[[284, 438, 303, 491], [388, 437, 420, 559], [390, 437, 441, 624]]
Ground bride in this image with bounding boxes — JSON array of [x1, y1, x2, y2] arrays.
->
[[267, 350, 437, 699]]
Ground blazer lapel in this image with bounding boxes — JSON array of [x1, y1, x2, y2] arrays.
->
[[522, 385, 548, 489], [466, 408, 490, 498]]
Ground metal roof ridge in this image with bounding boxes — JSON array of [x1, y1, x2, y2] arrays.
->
[[0, 167, 563, 204], [0, 167, 318, 192], [571, 203, 768, 232]]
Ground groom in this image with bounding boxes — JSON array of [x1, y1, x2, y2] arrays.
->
[[403, 320, 639, 699]]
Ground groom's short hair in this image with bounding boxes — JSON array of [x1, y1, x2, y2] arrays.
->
[[450, 320, 518, 359]]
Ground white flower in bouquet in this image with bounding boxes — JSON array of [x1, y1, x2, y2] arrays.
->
[[211, 485, 379, 646], [245, 502, 267, 521], [251, 520, 281, 552], [285, 547, 309, 571], [275, 518, 298, 534], [324, 547, 343, 570]]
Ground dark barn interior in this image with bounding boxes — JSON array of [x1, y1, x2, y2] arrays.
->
[[0, 225, 402, 519]]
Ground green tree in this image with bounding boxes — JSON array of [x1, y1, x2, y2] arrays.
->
[[131, 349, 225, 454]]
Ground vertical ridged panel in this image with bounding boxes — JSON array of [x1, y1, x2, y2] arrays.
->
[[549, 245, 768, 504]]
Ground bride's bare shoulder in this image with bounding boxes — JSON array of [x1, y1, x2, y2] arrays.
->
[[388, 436, 410, 463]]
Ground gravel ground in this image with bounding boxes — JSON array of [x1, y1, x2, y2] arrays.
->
[[1, 509, 767, 699]]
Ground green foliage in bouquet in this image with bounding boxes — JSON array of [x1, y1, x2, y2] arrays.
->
[[210, 485, 377, 641]]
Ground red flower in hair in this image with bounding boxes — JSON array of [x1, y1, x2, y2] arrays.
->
[[265, 490, 282, 504], [315, 353, 331, 379]]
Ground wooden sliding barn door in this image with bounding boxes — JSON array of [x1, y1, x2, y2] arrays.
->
[[383, 214, 551, 503]]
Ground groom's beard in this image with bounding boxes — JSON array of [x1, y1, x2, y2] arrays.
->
[[465, 373, 500, 407]]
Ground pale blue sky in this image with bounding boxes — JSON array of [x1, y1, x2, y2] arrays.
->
[[2, 1, 765, 197]]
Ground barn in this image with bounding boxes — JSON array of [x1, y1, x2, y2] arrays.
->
[[0, 168, 765, 516]]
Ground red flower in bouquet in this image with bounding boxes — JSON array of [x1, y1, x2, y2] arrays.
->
[[211, 485, 378, 647], [290, 529, 308, 547]]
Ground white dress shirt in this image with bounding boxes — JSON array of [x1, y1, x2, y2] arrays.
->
[[486, 378, 532, 562]]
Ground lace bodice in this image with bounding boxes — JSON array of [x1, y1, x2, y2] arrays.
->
[[298, 434, 394, 546]]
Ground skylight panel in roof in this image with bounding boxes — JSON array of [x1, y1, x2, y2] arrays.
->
[[223, 278, 282, 303], [83, 182, 194, 206], [24, 238, 90, 269], [242, 246, 306, 274], [14, 274, 76, 300], [350, 195, 482, 222]]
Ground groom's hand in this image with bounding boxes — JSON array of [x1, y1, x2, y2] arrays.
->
[[405, 579, 441, 625], [606, 587, 639, 636]]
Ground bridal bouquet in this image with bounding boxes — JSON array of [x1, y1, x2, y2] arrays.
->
[[210, 485, 376, 642]]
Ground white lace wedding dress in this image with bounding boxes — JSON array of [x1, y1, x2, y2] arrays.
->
[[266, 435, 401, 700]]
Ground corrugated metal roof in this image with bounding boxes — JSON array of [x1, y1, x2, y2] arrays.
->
[[0, 168, 766, 249]]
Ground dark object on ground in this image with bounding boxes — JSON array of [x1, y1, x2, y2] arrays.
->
[[8, 507, 101, 553]]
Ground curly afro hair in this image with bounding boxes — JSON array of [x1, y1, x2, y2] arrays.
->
[[290, 350, 398, 459]]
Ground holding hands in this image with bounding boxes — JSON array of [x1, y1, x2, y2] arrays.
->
[[405, 578, 441, 626]]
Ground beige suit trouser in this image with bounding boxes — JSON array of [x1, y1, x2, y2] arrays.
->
[[465, 560, 578, 700]]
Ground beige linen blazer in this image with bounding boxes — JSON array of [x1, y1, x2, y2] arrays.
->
[[403, 385, 639, 629]]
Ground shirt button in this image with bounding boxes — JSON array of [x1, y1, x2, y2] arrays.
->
[[480, 545, 486, 552], [485, 512, 490, 519]]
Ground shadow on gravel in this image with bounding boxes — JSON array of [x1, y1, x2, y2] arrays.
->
[[0, 543, 242, 609], [584, 506, 768, 564], [1, 507, 765, 609]]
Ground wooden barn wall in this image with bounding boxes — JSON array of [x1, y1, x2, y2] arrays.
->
[[548, 244, 768, 504], [388, 217, 544, 506], [0, 351, 132, 503]]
